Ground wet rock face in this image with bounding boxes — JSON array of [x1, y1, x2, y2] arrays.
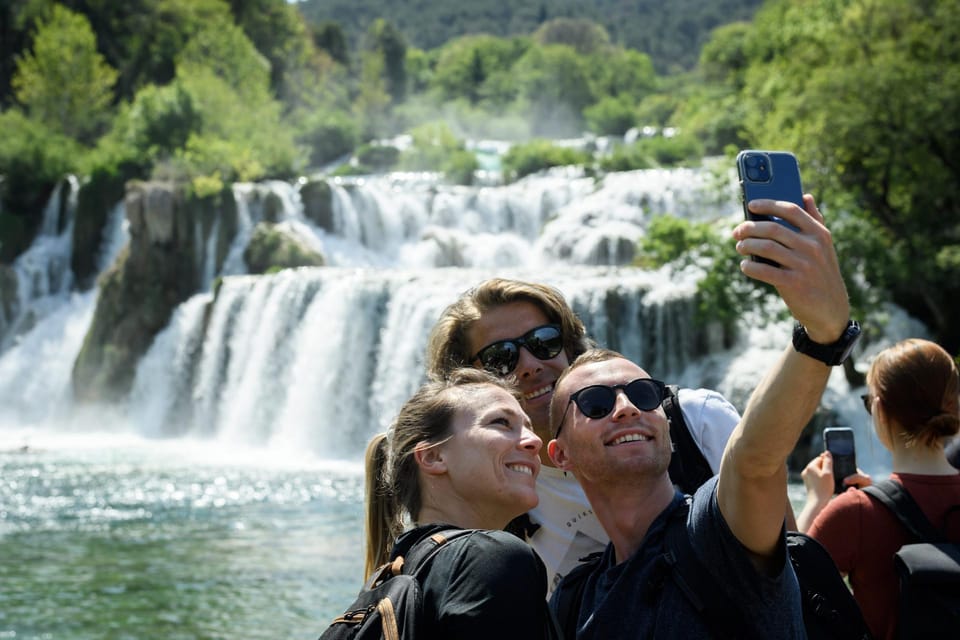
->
[[73, 181, 229, 403], [299, 179, 334, 232], [0, 264, 18, 338]]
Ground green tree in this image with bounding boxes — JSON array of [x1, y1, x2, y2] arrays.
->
[[513, 44, 595, 136], [532, 18, 610, 55], [312, 20, 350, 66], [366, 18, 407, 103], [354, 49, 392, 139], [159, 17, 298, 192], [587, 48, 656, 104], [738, 0, 960, 352], [12, 5, 117, 144], [430, 34, 529, 106]]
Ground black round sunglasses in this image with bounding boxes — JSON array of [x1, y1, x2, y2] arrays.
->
[[472, 324, 564, 376], [555, 378, 667, 437]]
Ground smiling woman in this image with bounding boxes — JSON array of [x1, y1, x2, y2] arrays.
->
[[335, 367, 560, 639]]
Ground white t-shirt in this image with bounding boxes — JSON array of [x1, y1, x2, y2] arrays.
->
[[529, 387, 740, 596]]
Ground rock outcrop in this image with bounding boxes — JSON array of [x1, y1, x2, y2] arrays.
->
[[72, 181, 237, 403]]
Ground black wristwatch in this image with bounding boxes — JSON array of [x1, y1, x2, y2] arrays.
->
[[792, 320, 861, 366]]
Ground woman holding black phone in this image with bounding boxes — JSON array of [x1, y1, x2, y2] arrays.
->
[[797, 338, 960, 639]]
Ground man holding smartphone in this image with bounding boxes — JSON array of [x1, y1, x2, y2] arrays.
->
[[545, 194, 859, 638]]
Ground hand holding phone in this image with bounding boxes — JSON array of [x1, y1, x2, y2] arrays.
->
[[823, 427, 857, 494], [736, 150, 803, 267]]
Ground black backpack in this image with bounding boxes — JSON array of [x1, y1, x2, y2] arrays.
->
[[863, 479, 960, 639], [551, 498, 872, 640], [318, 528, 475, 640], [663, 384, 714, 495]]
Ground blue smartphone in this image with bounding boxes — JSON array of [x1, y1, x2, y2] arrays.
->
[[736, 150, 803, 267]]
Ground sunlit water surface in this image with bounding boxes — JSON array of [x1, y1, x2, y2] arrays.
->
[[1, 432, 815, 640], [0, 434, 364, 640]]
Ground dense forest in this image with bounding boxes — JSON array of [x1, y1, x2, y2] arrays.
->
[[0, 0, 958, 355], [296, 0, 766, 74]]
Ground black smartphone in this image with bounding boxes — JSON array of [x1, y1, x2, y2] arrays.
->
[[736, 150, 803, 267], [823, 427, 857, 494]]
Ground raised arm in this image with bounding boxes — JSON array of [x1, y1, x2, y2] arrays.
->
[[718, 194, 853, 568]]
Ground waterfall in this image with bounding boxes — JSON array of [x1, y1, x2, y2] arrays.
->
[[0, 161, 926, 473], [122, 265, 708, 460]]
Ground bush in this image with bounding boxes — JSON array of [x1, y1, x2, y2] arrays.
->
[[441, 150, 477, 185], [299, 110, 359, 167], [355, 144, 400, 171], [584, 96, 638, 136], [599, 144, 655, 172], [642, 132, 704, 166], [635, 216, 716, 269], [636, 215, 774, 337], [501, 139, 592, 182]]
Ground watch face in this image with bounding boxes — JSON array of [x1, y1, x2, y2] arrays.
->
[[838, 321, 862, 362]]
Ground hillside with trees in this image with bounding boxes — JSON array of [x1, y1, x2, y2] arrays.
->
[[296, 0, 766, 74], [0, 0, 957, 355]]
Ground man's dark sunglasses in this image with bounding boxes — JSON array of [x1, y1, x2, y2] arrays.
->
[[555, 378, 666, 437], [473, 324, 564, 376]]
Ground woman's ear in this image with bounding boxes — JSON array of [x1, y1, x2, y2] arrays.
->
[[414, 442, 448, 476]]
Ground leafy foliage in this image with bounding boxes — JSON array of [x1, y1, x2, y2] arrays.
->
[[11, 5, 117, 144], [500, 140, 592, 182], [635, 215, 773, 334], [734, 0, 960, 352]]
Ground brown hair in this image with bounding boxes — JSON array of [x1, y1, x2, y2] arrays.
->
[[867, 338, 960, 448], [549, 348, 627, 437], [425, 278, 594, 380], [363, 368, 521, 579]]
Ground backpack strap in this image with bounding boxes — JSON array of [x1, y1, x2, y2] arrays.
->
[[661, 497, 765, 640], [551, 551, 604, 640], [664, 385, 714, 495], [400, 528, 478, 579], [863, 480, 946, 543]]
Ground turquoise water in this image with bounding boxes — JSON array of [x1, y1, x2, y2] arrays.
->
[[0, 436, 366, 640], [0, 434, 814, 640]]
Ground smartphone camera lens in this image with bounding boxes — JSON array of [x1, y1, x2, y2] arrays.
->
[[744, 154, 771, 182]]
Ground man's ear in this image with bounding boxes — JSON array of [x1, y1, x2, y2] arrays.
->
[[414, 443, 448, 476], [548, 439, 573, 471]]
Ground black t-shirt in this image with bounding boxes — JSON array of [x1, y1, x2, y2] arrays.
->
[[392, 523, 555, 640]]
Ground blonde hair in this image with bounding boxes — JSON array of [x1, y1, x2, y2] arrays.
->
[[867, 338, 960, 448], [425, 278, 593, 380], [363, 368, 521, 578]]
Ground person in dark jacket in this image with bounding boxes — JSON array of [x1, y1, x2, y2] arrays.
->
[[362, 368, 559, 639]]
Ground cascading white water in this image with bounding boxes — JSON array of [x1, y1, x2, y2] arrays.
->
[[0, 160, 922, 472]]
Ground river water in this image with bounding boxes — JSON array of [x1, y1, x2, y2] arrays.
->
[[1, 435, 364, 640]]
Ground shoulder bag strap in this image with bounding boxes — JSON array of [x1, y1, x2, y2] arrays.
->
[[664, 385, 713, 494], [862, 479, 945, 543]]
